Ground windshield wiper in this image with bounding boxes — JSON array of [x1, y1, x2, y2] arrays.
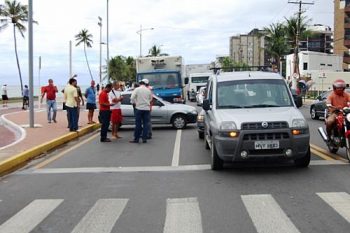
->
[[245, 104, 280, 108], [218, 105, 243, 109]]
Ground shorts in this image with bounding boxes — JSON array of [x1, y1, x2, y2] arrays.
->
[[110, 109, 122, 123], [2, 95, 8, 101], [86, 103, 96, 110]]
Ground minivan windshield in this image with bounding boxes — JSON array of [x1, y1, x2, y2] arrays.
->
[[216, 79, 293, 109]]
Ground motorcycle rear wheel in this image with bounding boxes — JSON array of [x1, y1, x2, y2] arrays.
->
[[346, 148, 350, 162]]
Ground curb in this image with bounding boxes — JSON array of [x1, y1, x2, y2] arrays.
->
[[0, 111, 26, 151], [0, 123, 101, 176]]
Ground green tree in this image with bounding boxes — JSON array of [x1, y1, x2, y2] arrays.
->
[[263, 23, 289, 71], [106, 56, 136, 82], [221, 57, 234, 72], [75, 29, 94, 80], [0, 0, 31, 93], [148, 44, 161, 56]]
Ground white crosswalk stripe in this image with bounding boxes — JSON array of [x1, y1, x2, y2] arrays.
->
[[163, 197, 203, 233], [241, 194, 301, 233], [0, 199, 63, 233], [317, 192, 350, 223], [71, 198, 128, 233]]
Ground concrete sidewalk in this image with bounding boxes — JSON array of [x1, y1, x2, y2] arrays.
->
[[0, 101, 100, 175]]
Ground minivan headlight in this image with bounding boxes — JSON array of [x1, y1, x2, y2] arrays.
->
[[292, 119, 307, 128], [220, 121, 237, 131]]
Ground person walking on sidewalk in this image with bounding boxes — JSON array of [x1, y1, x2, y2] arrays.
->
[[22, 85, 29, 110], [85, 80, 97, 124], [64, 78, 80, 132], [1, 84, 8, 107], [130, 79, 152, 143], [109, 81, 124, 139], [41, 79, 58, 123], [99, 83, 114, 142]]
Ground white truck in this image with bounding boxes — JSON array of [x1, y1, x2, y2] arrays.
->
[[186, 72, 212, 101], [135, 56, 185, 103]]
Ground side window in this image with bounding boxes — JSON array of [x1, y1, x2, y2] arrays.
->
[[121, 94, 131, 105], [153, 98, 163, 106]]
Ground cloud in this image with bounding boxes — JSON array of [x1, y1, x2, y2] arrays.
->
[[0, 0, 334, 86]]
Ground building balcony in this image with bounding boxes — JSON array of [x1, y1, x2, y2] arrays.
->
[[344, 56, 350, 64], [345, 5, 350, 13]]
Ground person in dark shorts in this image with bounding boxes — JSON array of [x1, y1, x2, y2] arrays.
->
[[1, 84, 8, 107], [22, 85, 29, 110], [85, 80, 97, 124]]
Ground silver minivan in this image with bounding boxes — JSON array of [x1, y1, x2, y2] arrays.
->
[[202, 71, 310, 170]]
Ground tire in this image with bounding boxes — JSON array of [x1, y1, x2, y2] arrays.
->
[[310, 106, 319, 120], [205, 135, 210, 150], [346, 138, 350, 162], [211, 141, 224, 170], [198, 131, 204, 139], [171, 114, 186, 129], [294, 147, 310, 168], [327, 142, 339, 153]]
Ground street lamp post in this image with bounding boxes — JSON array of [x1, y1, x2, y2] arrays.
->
[[98, 16, 102, 85], [136, 25, 154, 57], [106, 0, 110, 81]]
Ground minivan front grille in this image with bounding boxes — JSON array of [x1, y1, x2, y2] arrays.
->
[[241, 121, 288, 130], [243, 133, 290, 141]]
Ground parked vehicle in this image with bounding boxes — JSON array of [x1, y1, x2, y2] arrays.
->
[[202, 71, 309, 170], [318, 107, 350, 161], [196, 86, 206, 106], [197, 109, 205, 139], [185, 72, 211, 101], [135, 56, 185, 103], [120, 91, 197, 129], [310, 89, 350, 120]]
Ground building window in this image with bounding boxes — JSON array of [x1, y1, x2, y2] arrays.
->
[[327, 64, 333, 67], [303, 62, 308, 70]]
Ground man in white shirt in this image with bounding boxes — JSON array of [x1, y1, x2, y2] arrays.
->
[[1, 84, 8, 107], [130, 79, 152, 143], [109, 81, 123, 139]]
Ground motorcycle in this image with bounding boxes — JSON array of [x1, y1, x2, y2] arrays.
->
[[318, 106, 350, 161]]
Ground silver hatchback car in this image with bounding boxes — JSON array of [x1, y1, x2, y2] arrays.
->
[[120, 91, 198, 129]]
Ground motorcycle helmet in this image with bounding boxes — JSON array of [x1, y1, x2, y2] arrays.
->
[[333, 79, 346, 95]]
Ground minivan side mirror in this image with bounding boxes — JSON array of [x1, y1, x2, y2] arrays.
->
[[202, 99, 211, 111], [184, 77, 189, 85], [294, 95, 303, 108]]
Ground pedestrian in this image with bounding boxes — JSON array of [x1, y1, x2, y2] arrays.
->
[[41, 79, 58, 123], [64, 78, 80, 132], [99, 83, 114, 142], [85, 80, 97, 124], [74, 82, 84, 124], [109, 81, 124, 139], [22, 85, 29, 110], [1, 84, 8, 107], [96, 83, 100, 93], [144, 79, 153, 139], [130, 79, 152, 143]]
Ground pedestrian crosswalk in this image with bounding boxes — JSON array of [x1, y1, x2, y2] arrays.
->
[[1, 192, 350, 233]]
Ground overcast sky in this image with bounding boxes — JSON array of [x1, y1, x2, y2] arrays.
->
[[0, 0, 334, 86]]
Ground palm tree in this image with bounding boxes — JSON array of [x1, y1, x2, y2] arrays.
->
[[75, 29, 94, 80], [284, 15, 311, 76], [263, 23, 289, 71], [148, 45, 161, 56], [0, 0, 30, 93]]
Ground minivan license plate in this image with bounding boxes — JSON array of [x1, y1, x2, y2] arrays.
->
[[254, 140, 279, 150]]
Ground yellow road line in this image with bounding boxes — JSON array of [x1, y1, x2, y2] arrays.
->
[[310, 144, 348, 162], [34, 133, 99, 169]]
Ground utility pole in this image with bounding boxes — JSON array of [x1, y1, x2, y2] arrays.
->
[[288, 0, 314, 90]]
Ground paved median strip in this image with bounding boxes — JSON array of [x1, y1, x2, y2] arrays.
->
[[310, 144, 348, 162]]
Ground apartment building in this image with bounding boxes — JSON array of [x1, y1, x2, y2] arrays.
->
[[299, 24, 333, 54], [229, 29, 269, 67], [334, 0, 350, 70]]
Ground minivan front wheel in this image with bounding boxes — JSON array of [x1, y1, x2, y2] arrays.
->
[[211, 141, 224, 170], [294, 147, 310, 168]]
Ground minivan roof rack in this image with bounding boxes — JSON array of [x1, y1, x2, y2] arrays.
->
[[209, 66, 273, 74]]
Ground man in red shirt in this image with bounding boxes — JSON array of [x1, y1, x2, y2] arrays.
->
[[41, 79, 58, 123], [99, 83, 114, 142]]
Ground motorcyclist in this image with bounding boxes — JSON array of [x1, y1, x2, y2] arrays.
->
[[326, 79, 350, 138]]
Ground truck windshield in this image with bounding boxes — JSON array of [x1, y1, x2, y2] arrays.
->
[[216, 79, 293, 109], [139, 73, 181, 89], [191, 76, 209, 83]]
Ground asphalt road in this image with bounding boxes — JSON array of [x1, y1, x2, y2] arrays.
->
[[1, 102, 350, 233]]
